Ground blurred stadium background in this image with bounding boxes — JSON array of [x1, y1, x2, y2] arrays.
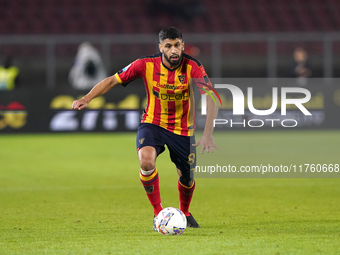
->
[[0, 0, 340, 89], [1, 0, 340, 133]]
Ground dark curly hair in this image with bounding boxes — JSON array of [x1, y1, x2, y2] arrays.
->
[[158, 27, 182, 43]]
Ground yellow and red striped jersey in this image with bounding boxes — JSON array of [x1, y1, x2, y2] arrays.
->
[[114, 52, 210, 136]]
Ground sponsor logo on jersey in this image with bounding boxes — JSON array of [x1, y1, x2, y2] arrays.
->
[[117, 63, 132, 74], [155, 82, 186, 90], [122, 63, 131, 72], [152, 89, 189, 101]]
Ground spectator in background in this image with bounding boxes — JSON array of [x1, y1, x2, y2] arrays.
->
[[289, 47, 312, 86], [69, 42, 107, 90], [0, 56, 19, 90]]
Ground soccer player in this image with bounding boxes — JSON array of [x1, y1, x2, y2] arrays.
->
[[72, 27, 219, 229]]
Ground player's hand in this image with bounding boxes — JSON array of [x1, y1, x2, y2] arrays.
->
[[192, 135, 220, 154], [72, 98, 89, 111]]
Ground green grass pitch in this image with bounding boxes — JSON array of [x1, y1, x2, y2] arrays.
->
[[1, 130, 340, 255]]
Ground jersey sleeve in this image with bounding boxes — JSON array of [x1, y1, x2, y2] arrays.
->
[[114, 59, 144, 87], [191, 62, 213, 95]]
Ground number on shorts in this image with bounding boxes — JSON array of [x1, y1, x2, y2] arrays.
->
[[188, 153, 196, 165]]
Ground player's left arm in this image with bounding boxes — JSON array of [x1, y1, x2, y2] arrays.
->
[[193, 94, 220, 153], [191, 61, 220, 153]]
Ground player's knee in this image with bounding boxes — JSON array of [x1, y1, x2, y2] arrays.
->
[[139, 158, 155, 171], [138, 146, 156, 171], [179, 176, 194, 187]]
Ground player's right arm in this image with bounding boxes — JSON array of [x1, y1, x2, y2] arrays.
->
[[72, 75, 120, 110], [72, 58, 143, 110]]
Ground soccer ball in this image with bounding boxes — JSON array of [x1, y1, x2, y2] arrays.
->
[[155, 207, 187, 235]]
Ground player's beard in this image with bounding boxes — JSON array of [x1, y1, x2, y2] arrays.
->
[[163, 51, 183, 68]]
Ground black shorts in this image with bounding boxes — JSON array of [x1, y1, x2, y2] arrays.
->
[[136, 123, 196, 179]]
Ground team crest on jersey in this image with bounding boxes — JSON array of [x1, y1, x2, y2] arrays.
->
[[139, 138, 145, 144], [178, 75, 185, 84]]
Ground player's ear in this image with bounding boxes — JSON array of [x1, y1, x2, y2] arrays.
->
[[159, 44, 163, 53], [182, 41, 185, 50]]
